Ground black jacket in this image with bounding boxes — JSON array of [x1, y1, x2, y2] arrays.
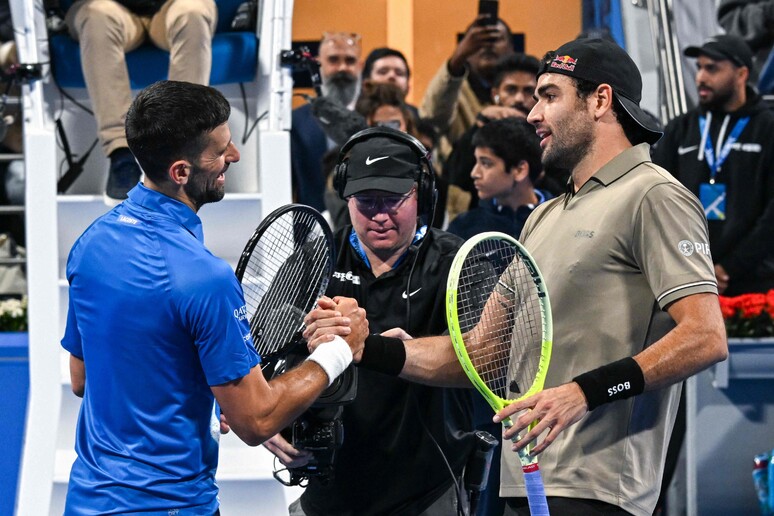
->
[[447, 192, 552, 241], [652, 88, 774, 295], [301, 226, 476, 516]]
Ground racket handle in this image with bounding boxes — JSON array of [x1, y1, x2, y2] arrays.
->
[[501, 420, 550, 514], [523, 466, 550, 515]]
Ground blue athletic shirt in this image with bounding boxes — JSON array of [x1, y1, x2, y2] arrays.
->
[[61, 184, 260, 515]]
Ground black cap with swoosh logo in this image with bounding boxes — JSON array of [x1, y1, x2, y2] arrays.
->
[[341, 136, 420, 197]]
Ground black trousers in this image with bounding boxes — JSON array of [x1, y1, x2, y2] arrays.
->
[[503, 497, 633, 516]]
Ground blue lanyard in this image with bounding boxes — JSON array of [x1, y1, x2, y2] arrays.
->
[[698, 115, 749, 182], [349, 225, 427, 270]]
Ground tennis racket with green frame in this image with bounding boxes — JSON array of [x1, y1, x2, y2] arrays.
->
[[446, 232, 553, 515]]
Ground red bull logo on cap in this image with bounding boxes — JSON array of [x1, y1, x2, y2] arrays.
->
[[550, 54, 577, 72]]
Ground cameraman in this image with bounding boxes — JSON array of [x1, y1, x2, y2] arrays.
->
[[265, 127, 477, 515]]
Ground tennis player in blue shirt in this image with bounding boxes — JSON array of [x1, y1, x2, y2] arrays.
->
[[60, 80, 365, 515]]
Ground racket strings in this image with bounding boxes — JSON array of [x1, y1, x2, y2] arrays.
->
[[457, 240, 543, 400], [245, 244, 326, 354], [240, 211, 331, 356]]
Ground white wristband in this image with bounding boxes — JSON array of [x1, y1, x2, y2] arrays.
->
[[306, 335, 353, 386]]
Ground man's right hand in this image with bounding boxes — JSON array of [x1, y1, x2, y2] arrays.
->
[[477, 105, 528, 125], [334, 296, 368, 359], [304, 296, 368, 361], [714, 263, 730, 294], [263, 433, 312, 468], [449, 16, 503, 75]]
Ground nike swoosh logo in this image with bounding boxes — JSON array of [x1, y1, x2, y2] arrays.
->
[[677, 145, 698, 156], [366, 156, 389, 165], [402, 288, 421, 299]]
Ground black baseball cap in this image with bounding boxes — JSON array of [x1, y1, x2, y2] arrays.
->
[[684, 34, 753, 70], [537, 38, 663, 145], [342, 135, 419, 197]]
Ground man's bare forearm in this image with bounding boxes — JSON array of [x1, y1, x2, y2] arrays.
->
[[400, 335, 470, 387]]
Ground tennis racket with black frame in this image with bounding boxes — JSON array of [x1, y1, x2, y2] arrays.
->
[[446, 231, 553, 516], [235, 204, 335, 372]]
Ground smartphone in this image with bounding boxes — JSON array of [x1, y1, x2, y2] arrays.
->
[[477, 0, 498, 26]]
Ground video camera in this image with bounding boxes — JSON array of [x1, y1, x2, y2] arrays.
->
[[270, 350, 358, 487]]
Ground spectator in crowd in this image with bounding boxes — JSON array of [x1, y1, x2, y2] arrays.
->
[[266, 127, 477, 515], [444, 53, 540, 220], [291, 31, 362, 211], [64, 0, 217, 202], [355, 80, 417, 134], [446, 116, 549, 516], [421, 16, 515, 164], [447, 117, 549, 241], [362, 47, 419, 117], [718, 0, 774, 94], [653, 34, 774, 295]]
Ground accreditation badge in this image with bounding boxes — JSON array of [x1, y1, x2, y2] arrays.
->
[[700, 182, 726, 221]]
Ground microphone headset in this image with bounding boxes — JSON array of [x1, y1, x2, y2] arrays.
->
[[332, 126, 438, 221]]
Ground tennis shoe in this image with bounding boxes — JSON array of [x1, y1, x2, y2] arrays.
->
[[105, 148, 141, 205]]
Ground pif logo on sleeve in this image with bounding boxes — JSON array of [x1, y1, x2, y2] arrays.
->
[[678, 240, 710, 257]]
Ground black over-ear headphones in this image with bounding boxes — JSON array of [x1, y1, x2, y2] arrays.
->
[[333, 126, 437, 218]]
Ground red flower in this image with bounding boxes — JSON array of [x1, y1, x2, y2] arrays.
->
[[718, 289, 774, 338], [718, 296, 736, 318], [739, 293, 767, 318], [767, 290, 774, 318]]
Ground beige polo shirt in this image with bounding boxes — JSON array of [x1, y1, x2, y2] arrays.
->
[[499, 144, 717, 516]]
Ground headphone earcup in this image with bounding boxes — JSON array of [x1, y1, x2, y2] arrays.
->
[[333, 161, 348, 199], [417, 165, 436, 216]]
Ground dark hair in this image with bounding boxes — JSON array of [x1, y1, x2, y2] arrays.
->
[[492, 53, 540, 88], [125, 80, 231, 183], [472, 117, 542, 182], [363, 47, 410, 80], [414, 118, 439, 147], [355, 80, 416, 134]]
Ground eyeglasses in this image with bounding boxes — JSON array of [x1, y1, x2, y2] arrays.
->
[[350, 188, 415, 214], [374, 119, 403, 130]]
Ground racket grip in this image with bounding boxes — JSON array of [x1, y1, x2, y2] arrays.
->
[[523, 467, 550, 515]]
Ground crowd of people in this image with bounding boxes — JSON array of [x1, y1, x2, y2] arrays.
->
[[53, 1, 774, 515]]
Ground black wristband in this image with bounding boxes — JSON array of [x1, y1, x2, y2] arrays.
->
[[358, 334, 406, 376], [573, 357, 645, 411]]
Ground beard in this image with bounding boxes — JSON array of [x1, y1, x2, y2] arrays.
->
[[541, 117, 594, 173], [698, 83, 735, 111], [184, 164, 226, 210], [322, 71, 360, 107]]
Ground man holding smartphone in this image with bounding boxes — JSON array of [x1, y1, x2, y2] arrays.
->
[[421, 8, 514, 165]]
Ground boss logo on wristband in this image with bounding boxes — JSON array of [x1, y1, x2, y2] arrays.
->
[[607, 381, 631, 397]]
